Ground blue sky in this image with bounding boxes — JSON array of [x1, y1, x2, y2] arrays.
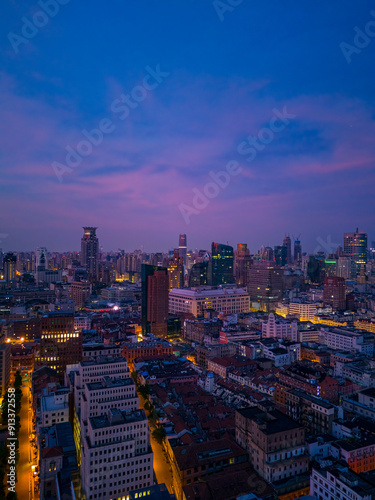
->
[[0, 0, 374, 253]]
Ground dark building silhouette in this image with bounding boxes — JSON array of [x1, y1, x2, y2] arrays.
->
[[248, 261, 283, 311], [323, 276, 346, 311], [210, 242, 234, 286], [274, 245, 287, 267], [234, 243, 252, 286], [283, 235, 292, 264], [294, 238, 302, 263], [178, 234, 187, 269], [80, 227, 99, 281], [188, 261, 209, 287], [141, 264, 169, 337]]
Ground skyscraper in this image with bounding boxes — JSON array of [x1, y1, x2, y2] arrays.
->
[[3, 253, 17, 283], [274, 245, 287, 267], [168, 249, 184, 290], [247, 262, 283, 312], [323, 276, 346, 311], [344, 229, 367, 270], [283, 235, 292, 264], [188, 261, 209, 287], [210, 242, 234, 286], [294, 238, 302, 263], [35, 247, 47, 282], [141, 264, 169, 337], [80, 227, 99, 281], [178, 234, 187, 269], [234, 243, 252, 286]]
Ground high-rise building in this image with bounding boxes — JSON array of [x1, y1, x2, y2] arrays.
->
[[35, 247, 48, 282], [141, 264, 169, 337], [3, 253, 17, 283], [168, 249, 184, 290], [234, 243, 252, 286], [188, 261, 209, 287], [0, 342, 11, 394], [70, 280, 91, 310], [283, 235, 292, 264], [274, 245, 287, 267], [80, 227, 99, 281], [210, 242, 234, 286], [323, 276, 346, 311], [344, 229, 367, 270], [247, 262, 283, 311], [37, 313, 82, 380], [294, 238, 302, 263], [178, 234, 187, 270]]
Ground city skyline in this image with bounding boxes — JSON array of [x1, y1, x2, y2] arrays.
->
[[1, 1, 374, 252]]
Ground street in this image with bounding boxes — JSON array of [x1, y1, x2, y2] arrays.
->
[[138, 394, 174, 493], [16, 384, 33, 500]]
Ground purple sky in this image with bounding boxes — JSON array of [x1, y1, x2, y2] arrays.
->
[[1, 1, 374, 253]]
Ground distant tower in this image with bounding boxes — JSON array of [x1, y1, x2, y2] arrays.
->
[[294, 239, 302, 264], [283, 235, 292, 264], [179, 234, 187, 270], [35, 247, 47, 282], [81, 227, 99, 281], [3, 253, 17, 283], [344, 228, 367, 271], [234, 244, 252, 286], [168, 249, 184, 290]]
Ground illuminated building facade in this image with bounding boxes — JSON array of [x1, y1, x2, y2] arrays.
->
[[344, 228, 367, 269], [37, 313, 82, 379], [168, 249, 184, 290]]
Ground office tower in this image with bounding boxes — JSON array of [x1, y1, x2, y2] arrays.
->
[[3, 253, 17, 283], [307, 255, 325, 284], [168, 249, 184, 290], [80, 227, 99, 281], [274, 245, 287, 267], [323, 276, 346, 311], [141, 264, 169, 337], [344, 228, 367, 270], [247, 262, 283, 312], [35, 247, 48, 269], [70, 280, 91, 310], [262, 246, 274, 261], [234, 243, 252, 286], [210, 242, 234, 286], [283, 235, 292, 264], [188, 261, 209, 287], [324, 258, 337, 277], [294, 238, 302, 263], [178, 234, 187, 269], [35, 247, 47, 282], [37, 312, 82, 380]]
